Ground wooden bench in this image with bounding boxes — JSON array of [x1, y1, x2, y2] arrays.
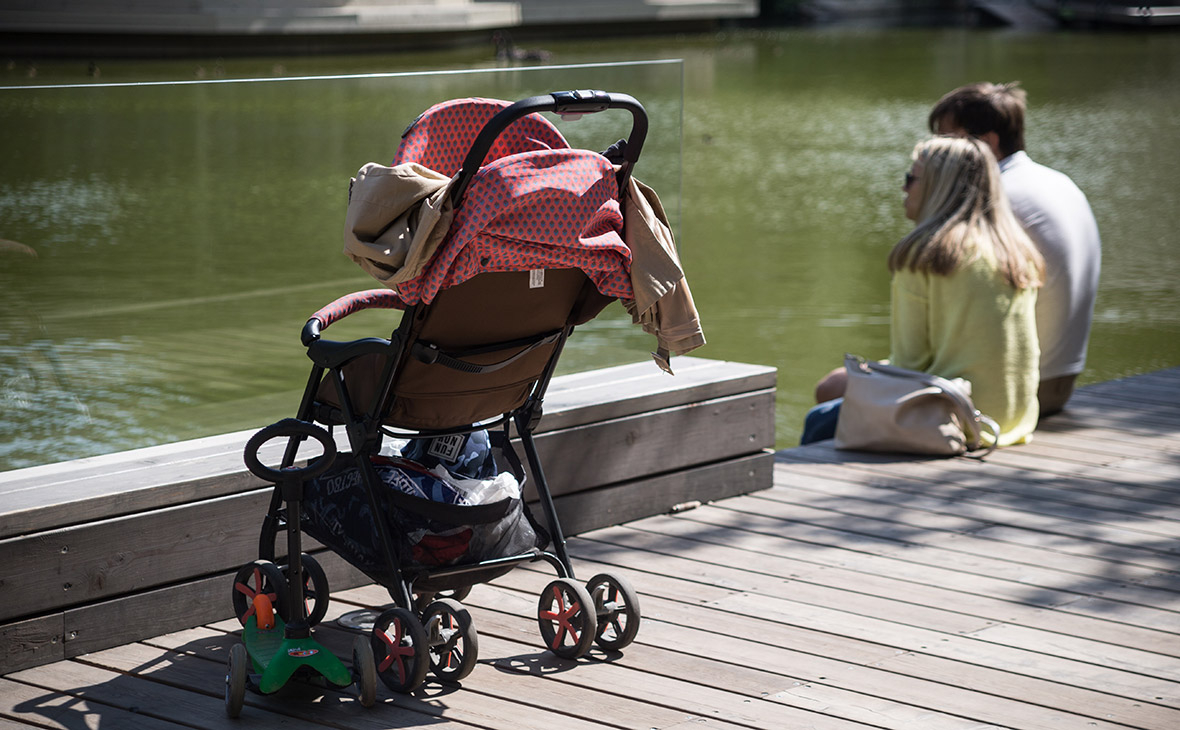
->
[[0, 356, 775, 674]]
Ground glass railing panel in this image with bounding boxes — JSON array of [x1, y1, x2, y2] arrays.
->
[[0, 61, 685, 468]]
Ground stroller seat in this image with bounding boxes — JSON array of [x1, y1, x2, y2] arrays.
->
[[311, 266, 613, 431]]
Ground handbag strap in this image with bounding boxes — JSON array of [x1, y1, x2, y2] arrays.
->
[[845, 355, 999, 457]]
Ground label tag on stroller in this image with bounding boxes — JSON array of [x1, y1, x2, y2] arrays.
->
[[529, 269, 545, 289], [427, 434, 464, 462]]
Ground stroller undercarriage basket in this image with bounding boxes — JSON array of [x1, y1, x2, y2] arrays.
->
[[299, 432, 548, 593]]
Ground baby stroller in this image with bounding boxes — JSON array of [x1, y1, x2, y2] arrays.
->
[[228, 91, 648, 710]]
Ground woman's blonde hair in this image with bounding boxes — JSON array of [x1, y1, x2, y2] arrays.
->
[[889, 135, 1044, 290]]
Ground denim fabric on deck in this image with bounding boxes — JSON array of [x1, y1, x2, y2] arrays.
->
[[801, 398, 843, 445]]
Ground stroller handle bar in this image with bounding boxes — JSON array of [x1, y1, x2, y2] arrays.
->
[[243, 418, 337, 484], [449, 90, 648, 208], [302, 288, 405, 346]]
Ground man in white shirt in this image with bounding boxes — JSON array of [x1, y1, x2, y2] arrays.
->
[[929, 82, 1102, 416]]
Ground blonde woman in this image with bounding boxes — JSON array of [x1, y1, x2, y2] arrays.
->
[[803, 135, 1045, 447]]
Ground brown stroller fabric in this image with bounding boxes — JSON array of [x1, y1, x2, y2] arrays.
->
[[314, 268, 610, 430]]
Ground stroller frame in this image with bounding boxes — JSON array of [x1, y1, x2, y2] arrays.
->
[[230, 91, 647, 707]]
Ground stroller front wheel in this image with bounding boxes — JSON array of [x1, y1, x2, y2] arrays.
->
[[371, 606, 429, 693], [537, 578, 597, 659], [422, 598, 479, 683], [586, 572, 641, 651]]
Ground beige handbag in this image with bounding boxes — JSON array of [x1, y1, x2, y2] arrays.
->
[[834, 354, 999, 457]]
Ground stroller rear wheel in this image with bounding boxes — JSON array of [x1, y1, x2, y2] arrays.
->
[[371, 606, 429, 693], [231, 560, 288, 628], [537, 578, 597, 659], [422, 598, 479, 682], [281, 553, 330, 626], [586, 572, 641, 651]]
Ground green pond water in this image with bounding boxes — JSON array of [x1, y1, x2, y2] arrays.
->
[[2, 27, 1178, 471]]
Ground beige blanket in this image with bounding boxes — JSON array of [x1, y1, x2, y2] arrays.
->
[[342, 162, 705, 372]]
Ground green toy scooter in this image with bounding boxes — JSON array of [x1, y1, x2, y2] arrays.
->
[[225, 419, 377, 718]]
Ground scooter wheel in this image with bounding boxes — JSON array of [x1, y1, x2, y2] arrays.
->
[[225, 643, 249, 718], [353, 636, 378, 707]]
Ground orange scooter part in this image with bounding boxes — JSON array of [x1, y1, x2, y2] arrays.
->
[[253, 593, 276, 631]]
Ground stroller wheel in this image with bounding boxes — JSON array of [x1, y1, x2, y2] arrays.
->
[[441, 584, 472, 603], [370, 606, 429, 693], [224, 642, 249, 718], [231, 560, 288, 628], [282, 553, 330, 626], [537, 578, 597, 659], [422, 598, 479, 683], [352, 636, 378, 707], [586, 572, 641, 651], [413, 584, 472, 614]]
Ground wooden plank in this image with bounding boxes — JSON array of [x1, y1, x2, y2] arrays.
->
[[1057, 397, 1180, 432], [0, 547, 366, 676], [768, 469, 1180, 588], [0, 490, 271, 622], [538, 357, 777, 432], [1030, 423, 1180, 459], [60, 548, 366, 660], [633, 503, 1180, 632], [763, 470, 1180, 569], [777, 453, 1180, 520], [778, 442, 1180, 509], [7, 659, 335, 730], [711, 495, 1180, 618], [0, 432, 289, 540], [137, 610, 753, 730], [471, 568, 1167, 730], [333, 583, 882, 730], [526, 388, 775, 498], [0, 677, 188, 730], [577, 523, 1180, 656], [538, 550, 1179, 728], [0, 616, 64, 679], [472, 632, 884, 730], [1072, 374, 1180, 404], [535, 542, 1180, 703], [542, 451, 772, 536], [1013, 427, 1180, 467]]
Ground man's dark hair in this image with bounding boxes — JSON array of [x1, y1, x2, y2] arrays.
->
[[928, 81, 1027, 158]]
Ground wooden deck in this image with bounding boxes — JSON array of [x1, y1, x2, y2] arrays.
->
[[3, 367, 1178, 729]]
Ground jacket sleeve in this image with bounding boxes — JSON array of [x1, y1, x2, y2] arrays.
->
[[621, 177, 706, 368]]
